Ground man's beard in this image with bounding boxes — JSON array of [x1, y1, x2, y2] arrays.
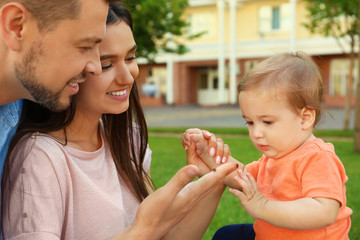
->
[[14, 40, 82, 112]]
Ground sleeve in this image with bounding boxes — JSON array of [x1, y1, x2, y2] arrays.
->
[[298, 151, 347, 206], [143, 144, 152, 174], [3, 137, 64, 240], [246, 156, 265, 180], [130, 122, 151, 173]]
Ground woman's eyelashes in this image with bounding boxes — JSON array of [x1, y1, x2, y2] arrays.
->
[[101, 54, 136, 71], [126, 56, 136, 61], [126, 53, 136, 62], [101, 61, 112, 71]]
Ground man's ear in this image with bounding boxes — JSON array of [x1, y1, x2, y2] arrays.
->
[[0, 3, 29, 51], [300, 107, 316, 130]]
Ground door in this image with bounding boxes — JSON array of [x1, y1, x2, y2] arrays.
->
[[198, 68, 228, 105]]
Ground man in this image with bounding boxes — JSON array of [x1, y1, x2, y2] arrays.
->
[[0, 1, 113, 237], [0, 0, 110, 179]]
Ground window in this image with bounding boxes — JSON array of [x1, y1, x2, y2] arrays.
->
[[330, 59, 358, 96], [213, 77, 218, 89], [199, 72, 208, 89], [272, 7, 280, 30], [146, 67, 167, 96], [259, 4, 291, 33], [187, 12, 216, 38]]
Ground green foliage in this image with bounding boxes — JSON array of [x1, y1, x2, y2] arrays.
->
[[303, 0, 359, 39], [149, 132, 359, 239], [123, 0, 197, 62]]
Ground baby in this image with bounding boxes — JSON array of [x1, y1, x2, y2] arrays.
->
[[183, 52, 352, 240]]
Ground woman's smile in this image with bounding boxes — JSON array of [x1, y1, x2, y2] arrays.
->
[[106, 88, 130, 101]]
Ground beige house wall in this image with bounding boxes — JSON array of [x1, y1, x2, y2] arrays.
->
[[138, 0, 355, 107], [182, 0, 321, 45]]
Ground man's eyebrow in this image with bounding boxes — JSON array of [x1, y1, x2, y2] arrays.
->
[[75, 37, 103, 45]]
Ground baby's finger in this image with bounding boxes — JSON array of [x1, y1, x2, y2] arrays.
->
[[235, 170, 254, 194], [233, 174, 250, 192], [183, 128, 203, 148], [181, 133, 191, 150], [229, 188, 247, 203], [246, 172, 258, 191], [233, 175, 256, 202], [237, 169, 248, 181], [201, 130, 212, 140]]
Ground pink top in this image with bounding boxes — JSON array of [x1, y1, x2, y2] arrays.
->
[[3, 132, 151, 240]]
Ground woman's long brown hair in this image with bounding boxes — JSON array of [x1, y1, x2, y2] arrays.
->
[[2, 2, 154, 232]]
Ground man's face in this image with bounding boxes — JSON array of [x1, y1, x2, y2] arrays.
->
[[16, 0, 108, 111]]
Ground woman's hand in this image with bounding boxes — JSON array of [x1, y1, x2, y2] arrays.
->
[[182, 128, 230, 176], [120, 163, 238, 240]]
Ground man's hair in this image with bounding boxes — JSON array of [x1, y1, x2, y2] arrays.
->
[[0, 0, 117, 31], [238, 52, 324, 126]]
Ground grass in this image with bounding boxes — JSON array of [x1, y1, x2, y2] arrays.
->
[[148, 129, 359, 240]]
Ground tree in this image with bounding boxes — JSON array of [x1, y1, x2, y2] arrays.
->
[[123, 0, 202, 62], [304, 0, 359, 133], [356, 0, 360, 151]]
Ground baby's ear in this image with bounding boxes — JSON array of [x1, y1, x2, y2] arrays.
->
[[300, 107, 315, 130]]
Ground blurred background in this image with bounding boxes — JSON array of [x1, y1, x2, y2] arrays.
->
[[121, 2, 359, 238], [122, 0, 360, 145]]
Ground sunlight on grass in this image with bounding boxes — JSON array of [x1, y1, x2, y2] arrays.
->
[[149, 132, 359, 240]]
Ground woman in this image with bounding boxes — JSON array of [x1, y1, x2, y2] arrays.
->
[[2, 2, 235, 239]]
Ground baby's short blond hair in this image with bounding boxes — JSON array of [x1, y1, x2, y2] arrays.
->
[[238, 52, 323, 126]]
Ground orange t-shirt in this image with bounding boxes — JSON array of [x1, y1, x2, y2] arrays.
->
[[246, 138, 352, 240]]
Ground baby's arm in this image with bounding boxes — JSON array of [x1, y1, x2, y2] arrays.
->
[[231, 169, 340, 230], [182, 128, 245, 189]]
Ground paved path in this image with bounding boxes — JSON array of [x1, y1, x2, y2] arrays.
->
[[143, 105, 354, 130]]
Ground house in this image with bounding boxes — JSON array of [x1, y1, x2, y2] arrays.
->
[[137, 0, 358, 108]]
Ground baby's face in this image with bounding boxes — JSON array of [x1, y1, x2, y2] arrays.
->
[[239, 89, 309, 159]]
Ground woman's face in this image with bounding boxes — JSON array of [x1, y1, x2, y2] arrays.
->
[[77, 20, 138, 116]]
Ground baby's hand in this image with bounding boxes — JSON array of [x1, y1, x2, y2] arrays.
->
[[182, 128, 230, 169], [181, 128, 208, 151], [229, 169, 268, 219]]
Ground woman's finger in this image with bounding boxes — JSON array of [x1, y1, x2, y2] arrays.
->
[[215, 138, 224, 164], [207, 133, 217, 157], [222, 144, 230, 163]]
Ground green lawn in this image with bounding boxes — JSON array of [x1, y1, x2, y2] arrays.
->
[[148, 130, 359, 240]]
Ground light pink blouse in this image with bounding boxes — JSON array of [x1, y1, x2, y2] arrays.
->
[[3, 132, 151, 240]]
